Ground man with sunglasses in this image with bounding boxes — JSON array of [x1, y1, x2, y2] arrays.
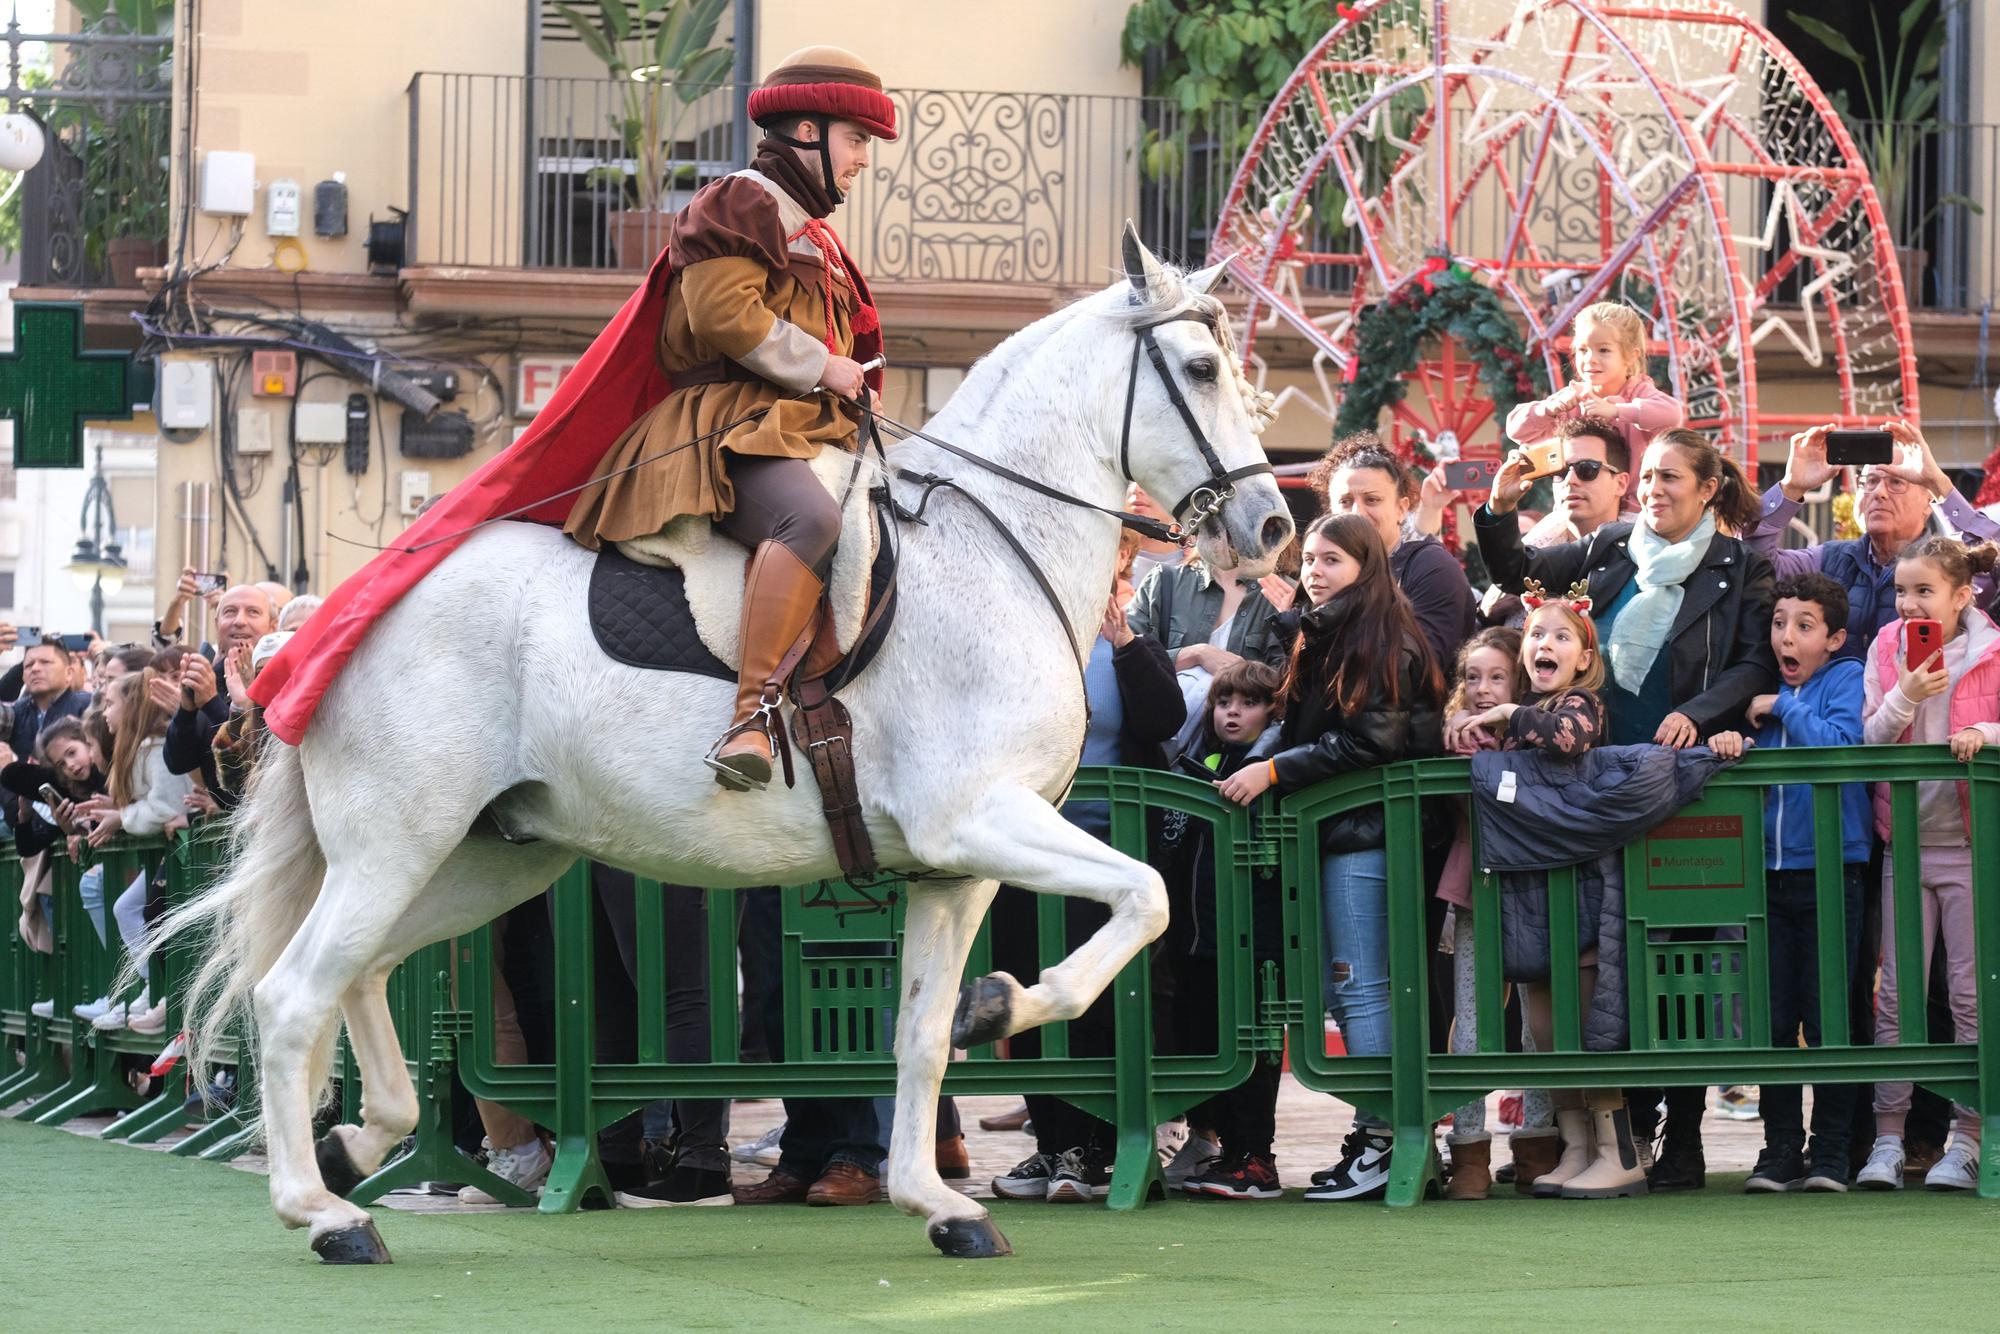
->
[[1519, 419, 1638, 548], [1746, 419, 1993, 661]]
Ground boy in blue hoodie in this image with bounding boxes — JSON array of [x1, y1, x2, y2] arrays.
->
[[1709, 572, 1870, 1193]]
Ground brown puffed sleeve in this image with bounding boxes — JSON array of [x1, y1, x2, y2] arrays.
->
[[668, 176, 789, 270]]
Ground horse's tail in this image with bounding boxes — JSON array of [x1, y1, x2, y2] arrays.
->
[[146, 737, 325, 1087]]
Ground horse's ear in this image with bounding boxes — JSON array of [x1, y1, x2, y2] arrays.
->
[[1121, 220, 1164, 302], [1186, 260, 1228, 295]]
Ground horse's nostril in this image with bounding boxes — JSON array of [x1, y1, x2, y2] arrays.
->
[[1260, 514, 1293, 553]]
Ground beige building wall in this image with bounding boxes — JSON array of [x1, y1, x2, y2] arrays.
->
[[181, 0, 527, 277]]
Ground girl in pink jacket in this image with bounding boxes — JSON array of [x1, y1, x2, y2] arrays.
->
[[1857, 534, 2000, 1191], [1505, 302, 1684, 496]]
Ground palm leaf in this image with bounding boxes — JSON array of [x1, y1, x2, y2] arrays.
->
[[1787, 13, 1864, 69], [674, 46, 735, 102]]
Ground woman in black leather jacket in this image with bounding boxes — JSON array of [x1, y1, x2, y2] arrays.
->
[[1216, 512, 1443, 1201], [1476, 428, 1777, 747]]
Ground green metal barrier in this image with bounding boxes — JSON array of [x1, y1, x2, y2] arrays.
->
[[448, 767, 1271, 1212], [5, 750, 1995, 1206], [1278, 745, 1999, 1205]]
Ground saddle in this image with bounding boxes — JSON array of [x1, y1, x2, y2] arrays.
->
[[586, 447, 898, 879]]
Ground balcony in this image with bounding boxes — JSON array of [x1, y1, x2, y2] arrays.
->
[[6, 16, 172, 293], [403, 74, 1241, 306]]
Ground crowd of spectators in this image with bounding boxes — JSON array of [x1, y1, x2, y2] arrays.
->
[[8, 295, 1993, 1208]]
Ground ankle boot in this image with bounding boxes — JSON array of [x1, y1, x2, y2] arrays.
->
[[707, 541, 825, 791], [1444, 1137, 1492, 1201], [1507, 1130, 1562, 1196], [1561, 1097, 1649, 1199], [1531, 1109, 1594, 1197]]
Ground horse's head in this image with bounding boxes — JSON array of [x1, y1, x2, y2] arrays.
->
[[1099, 224, 1294, 577]]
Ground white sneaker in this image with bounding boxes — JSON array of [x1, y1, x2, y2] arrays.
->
[[1161, 1131, 1221, 1188], [1924, 1143, 1979, 1191], [730, 1123, 783, 1167], [458, 1138, 551, 1205], [92, 1003, 130, 1032], [1855, 1135, 1905, 1191], [29, 999, 54, 1019], [73, 995, 117, 1023]]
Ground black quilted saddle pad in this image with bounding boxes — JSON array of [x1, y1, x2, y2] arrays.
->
[[588, 545, 735, 680]]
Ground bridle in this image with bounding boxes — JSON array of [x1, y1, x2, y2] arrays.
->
[[1119, 307, 1275, 538], [878, 302, 1275, 669]]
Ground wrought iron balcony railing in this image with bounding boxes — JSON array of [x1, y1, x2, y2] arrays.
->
[[404, 74, 1247, 284]]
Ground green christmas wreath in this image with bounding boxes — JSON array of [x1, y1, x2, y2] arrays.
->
[[1333, 254, 1550, 441]]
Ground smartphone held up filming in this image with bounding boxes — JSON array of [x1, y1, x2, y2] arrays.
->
[[1826, 429, 1894, 467], [1906, 619, 1944, 673]]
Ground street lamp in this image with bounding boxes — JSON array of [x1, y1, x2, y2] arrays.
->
[[64, 443, 123, 635]]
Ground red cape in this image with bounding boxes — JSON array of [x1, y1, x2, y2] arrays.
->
[[254, 240, 883, 745]]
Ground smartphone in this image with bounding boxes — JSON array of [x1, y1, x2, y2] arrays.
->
[[1906, 618, 1944, 673], [1826, 428, 1894, 466], [1173, 753, 1218, 781], [15, 625, 40, 648], [1519, 439, 1563, 480], [57, 633, 91, 652], [191, 571, 227, 596], [1444, 459, 1500, 491], [36, 783, 59, 806]]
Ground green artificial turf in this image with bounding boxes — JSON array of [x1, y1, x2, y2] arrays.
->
[[4, 1116, 1998, 1331]]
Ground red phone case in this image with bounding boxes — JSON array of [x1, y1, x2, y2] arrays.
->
[[1906, 619, 1943, 672]]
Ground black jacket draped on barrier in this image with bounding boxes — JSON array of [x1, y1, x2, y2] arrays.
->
[[1472, 743, 1735, 1052]]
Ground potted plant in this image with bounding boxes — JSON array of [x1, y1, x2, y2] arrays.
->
[[557, 0, 735, 269], [1789, 0, 1983, 305]]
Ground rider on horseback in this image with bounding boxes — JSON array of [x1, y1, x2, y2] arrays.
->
[[563, 45, 895, 792]]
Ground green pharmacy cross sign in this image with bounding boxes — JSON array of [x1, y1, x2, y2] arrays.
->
[[0, 302, 142, 468]]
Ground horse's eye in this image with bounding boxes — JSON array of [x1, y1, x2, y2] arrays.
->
[[1186, 358, 1217, 383]]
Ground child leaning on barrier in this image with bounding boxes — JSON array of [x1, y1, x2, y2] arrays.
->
[[1447, 584, 1647, 1199], [1159, 659, 1287, 1201], [1855, 535, 2000, 1191], [1214, 512, 1444, 1203], [1436, 628, 1539, 1198], [1707, 572, 1871, 1193]]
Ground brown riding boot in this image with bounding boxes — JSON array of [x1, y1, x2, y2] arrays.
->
[[936, 1134, 971, 1180], [707, 541, 825, 791]]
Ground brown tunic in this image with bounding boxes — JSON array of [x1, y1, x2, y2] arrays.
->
[[563, 167, 860, 549]]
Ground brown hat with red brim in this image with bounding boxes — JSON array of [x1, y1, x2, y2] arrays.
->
[[748, 45, 898, 141]]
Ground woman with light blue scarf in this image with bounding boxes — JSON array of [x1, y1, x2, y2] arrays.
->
[[1473, 426, 1778, 1194], [1475, 427, 1777, 747]]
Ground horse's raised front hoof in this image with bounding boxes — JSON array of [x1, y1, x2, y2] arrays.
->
[[315, 1131, 368, 1200], [951, 973, 1017, 1050], [929, 1215, 1013, 1259], [311, 1221, 392, 1265]]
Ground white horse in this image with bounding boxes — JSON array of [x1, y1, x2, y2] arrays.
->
[[157, 228, 1294, 1264]]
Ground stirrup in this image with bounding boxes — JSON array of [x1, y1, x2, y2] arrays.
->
[[704, 689, 790, 793]]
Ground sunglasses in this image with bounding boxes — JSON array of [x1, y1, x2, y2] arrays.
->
[[1558, 459, 1623, 482]]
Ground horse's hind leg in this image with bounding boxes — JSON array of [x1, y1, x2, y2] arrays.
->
[[313, 969, 415, 1197], [317, 839, 575, 1204], [886, 878, 1009, 1258], [255, 846, 470, 1262], [909, 786, 1168, 1047]]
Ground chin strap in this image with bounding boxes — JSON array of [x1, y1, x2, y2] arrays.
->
[[770, 115, 842, 204]]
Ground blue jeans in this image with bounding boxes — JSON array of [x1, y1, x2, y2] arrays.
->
[[1323, 848, 1391, 1126], [77, 864, 107, 945]]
